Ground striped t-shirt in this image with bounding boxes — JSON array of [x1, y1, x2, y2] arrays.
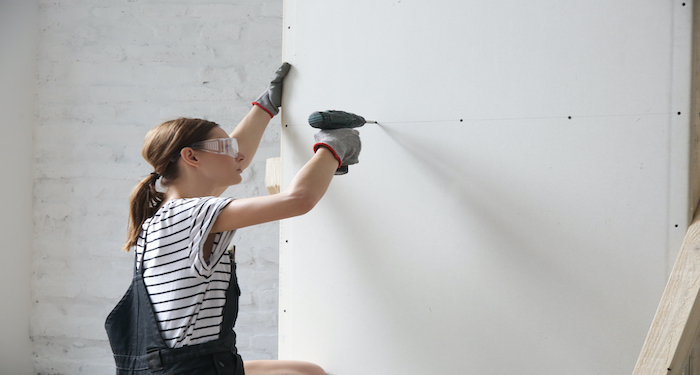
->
[[135, 197, 236, 348]]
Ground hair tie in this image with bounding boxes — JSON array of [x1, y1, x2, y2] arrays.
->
[[150, 172, 160, 179]]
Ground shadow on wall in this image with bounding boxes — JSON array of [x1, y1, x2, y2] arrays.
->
[[315, 118, 658, 371]]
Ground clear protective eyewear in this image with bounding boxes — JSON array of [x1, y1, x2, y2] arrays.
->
[[189, 137, 239, 158]]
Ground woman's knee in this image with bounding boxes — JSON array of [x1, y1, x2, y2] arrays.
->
[[297, 361, 326, 375], [243, 359, 326, 375]]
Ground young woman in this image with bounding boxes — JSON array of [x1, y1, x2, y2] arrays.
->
[[105, 63, 361, 375]]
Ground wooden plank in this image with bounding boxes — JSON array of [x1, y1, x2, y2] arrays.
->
[[265, 157, 282, 195], [633, 201, 700, 375]]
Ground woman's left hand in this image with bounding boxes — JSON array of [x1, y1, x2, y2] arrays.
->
[[252, 62, 292, 117]]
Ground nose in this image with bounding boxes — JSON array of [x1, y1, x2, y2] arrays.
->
[[235, 152, 246, 162]]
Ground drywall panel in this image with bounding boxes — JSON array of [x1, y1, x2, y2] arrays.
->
[[279, 1, 692, 374]]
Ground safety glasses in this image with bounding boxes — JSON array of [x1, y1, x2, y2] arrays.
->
[[189, 137, 239, 158]]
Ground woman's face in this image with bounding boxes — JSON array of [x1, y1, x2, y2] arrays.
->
[[196, 127, 247, 187]]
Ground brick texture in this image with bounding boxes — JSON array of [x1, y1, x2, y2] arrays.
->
[[32, 1, 283, 373]]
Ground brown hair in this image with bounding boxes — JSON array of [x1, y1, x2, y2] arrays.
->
[[124, 118, 220, 251]]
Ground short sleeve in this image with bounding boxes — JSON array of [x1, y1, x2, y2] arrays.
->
[[188, 197, 235, 276]]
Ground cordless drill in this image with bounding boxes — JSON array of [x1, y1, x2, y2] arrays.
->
[[309, 110, 373, 174], [308, 110, 377, 130]]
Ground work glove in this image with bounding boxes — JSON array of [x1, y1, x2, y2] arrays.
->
[[313, 129, 361, 175], [253, 62, 291, 117]]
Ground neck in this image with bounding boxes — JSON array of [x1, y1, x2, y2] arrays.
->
[[164, 176, 227, 201], [164, 186, 226, 201], [164, 156, 231, 202]]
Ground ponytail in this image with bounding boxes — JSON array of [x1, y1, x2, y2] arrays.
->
[[122, 118, 220, 251], [124, 172, 164, 251]]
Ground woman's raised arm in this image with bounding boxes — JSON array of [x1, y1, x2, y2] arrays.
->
[[229, 63, 291, 170]]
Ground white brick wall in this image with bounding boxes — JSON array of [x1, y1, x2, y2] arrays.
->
[[32, 1, 283, 373]]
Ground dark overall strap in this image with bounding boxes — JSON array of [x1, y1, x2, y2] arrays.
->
[[109, 218, 172, 372]]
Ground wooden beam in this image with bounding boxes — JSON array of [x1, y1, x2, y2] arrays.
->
[[633, 202, 700, 375], [265, 157, 282, 195]]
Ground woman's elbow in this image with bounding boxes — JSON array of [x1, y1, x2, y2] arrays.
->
[[286, 190, 321, 216]]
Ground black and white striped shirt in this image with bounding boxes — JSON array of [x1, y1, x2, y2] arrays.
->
[[135, 197, 235, 348]]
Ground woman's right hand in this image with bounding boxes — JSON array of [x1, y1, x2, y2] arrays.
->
[[312, 129, 362, 175]]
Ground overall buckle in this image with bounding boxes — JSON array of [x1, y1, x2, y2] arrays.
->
[[146, 348, 164, 371]]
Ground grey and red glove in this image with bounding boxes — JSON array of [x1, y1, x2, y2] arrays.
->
[[313, 129, 362, 175], [252, 62, 291, 117]]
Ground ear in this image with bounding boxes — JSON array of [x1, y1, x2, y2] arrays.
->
[[180, 147, 199, 167]]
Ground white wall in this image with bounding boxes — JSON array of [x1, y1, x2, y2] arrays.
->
[[279, 1, 692, 374], [27, 1, 284, 373], [0, 1, 37, 374]]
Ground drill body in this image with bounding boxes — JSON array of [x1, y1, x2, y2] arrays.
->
[[308, 110, 367, 129]]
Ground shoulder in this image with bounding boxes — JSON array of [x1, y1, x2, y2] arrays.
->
[[188, 196, 234, 220], [158, 197, 232, 217], [181, 197, 234, 236], [145, 197, 232, 232]]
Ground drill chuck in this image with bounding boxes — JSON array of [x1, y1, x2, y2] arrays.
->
[[308, 110, 367, 129]]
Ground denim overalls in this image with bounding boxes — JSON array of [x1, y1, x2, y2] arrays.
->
[[105, 239, 244, 375]]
